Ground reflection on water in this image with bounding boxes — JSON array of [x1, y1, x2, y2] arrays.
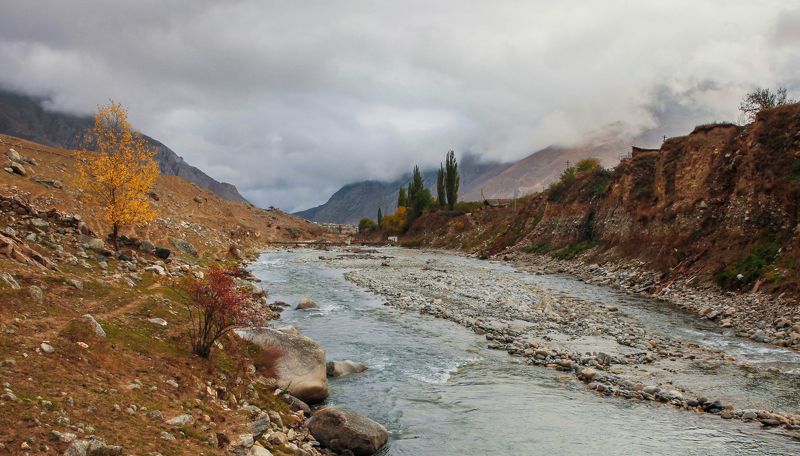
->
[[249, 250, 799, 455]]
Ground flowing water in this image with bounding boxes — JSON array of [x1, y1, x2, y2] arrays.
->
[[249, 249, 800, 455]]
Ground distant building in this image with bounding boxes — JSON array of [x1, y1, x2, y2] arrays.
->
[[314, 222, 358, 235], [387, 236, 398, 243]]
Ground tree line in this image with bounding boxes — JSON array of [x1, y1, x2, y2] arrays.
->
[[359, 150, 461, 234]]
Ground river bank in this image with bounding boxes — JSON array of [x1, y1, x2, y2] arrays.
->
[[307, 247, 800, 441], [504, 250, 800, 351]]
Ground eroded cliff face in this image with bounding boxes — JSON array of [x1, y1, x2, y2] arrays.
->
[[407, 104, 800, 293]]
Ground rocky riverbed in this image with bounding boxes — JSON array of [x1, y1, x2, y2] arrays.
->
[[310, 248, 800, 439]]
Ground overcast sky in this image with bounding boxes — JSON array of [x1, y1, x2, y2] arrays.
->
[[1, 1, 798, 211]]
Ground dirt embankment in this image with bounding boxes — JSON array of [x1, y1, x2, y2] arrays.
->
[[404, 104, 800, 347]]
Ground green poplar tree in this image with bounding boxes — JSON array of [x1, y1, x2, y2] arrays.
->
[[406, 165, 433, 224], [377, 207, 383, 227], [436, 164, 446, 206], [397, 187, 408, 207], [444, 150, 460, 210]]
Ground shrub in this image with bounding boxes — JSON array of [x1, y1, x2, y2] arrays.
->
[[358, 218, 377, 234], [550, 240, 601, 260], [739, 87, 795, 121], [183, 265, 262, 358], [381, 206, 408, 233], [715, 241, 780, 290]]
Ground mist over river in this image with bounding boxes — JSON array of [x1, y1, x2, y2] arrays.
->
[[249, 248, 800, 455]]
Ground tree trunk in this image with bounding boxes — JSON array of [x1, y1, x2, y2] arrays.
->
[[112, 223, 119, 251]]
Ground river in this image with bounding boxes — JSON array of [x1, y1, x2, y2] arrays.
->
[[249, 248, 799, 455]]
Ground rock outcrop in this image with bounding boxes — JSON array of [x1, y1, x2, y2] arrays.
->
[[237, 328, 328, 403]]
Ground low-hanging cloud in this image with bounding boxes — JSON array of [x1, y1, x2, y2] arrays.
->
[[0, 1, 798, 211]]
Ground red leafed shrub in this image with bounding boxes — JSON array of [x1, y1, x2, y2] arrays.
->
[[183, 265, 261, 358]]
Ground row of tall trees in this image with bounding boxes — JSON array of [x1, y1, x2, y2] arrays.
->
[[436, 150, 460, 210], [362, 150, 463, 235]]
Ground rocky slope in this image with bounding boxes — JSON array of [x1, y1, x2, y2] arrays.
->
[[0, 134, 351, 454], [0, 89, 247, 203], [404, 103, 800, 350]]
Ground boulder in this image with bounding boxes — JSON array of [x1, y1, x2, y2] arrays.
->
[[248, 446, 273, 456], [144, 265, 166, 276], [154, 247, 171, 259], [139, 240, 155, 253], [308, 407, 388, 456], [64, 438, 122, 456], [166, 414, 194, 426], [84, 238, 107, 252], [327, 360, 368, 378], [7, 148, 21, 162], [296, 297, 319, 310], [250, 412, 271, 439], [281, 393, 312, 415], [237, 328, 328, 403], [170, 237, 197, 256], [147, 317, 168, 327]]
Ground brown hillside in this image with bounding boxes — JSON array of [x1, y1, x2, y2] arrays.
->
[[0, 135, 334, 454], [0, 133, 325, 259]]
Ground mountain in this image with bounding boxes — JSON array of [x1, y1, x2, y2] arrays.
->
[[296, 154, 511, 224], [296, 137, 628, 225], [0, 89, 247, 202], [461, 137, 625, 201]]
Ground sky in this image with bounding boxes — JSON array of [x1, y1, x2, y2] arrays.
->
[[1, 1, 798, 211]]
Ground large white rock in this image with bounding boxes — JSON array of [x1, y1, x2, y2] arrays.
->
[[237, 327, 328, 403]]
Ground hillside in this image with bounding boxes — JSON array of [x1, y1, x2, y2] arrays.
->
[[460, 137, 623, 201], [296, 154, 510, 224], [0, 134, 339, 454], [0, 89, 248, 203], [403, 104, 800, 349]]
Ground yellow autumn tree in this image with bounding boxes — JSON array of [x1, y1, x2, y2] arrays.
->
[[77, 100, 159, 250]]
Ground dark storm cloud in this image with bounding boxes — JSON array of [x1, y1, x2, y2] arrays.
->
[[0, 1, 797, 211]]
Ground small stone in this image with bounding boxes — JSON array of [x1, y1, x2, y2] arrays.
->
[[643, 385, 660, 395], [29, 286, 43, 304], [147, 317, 168, 327], [742, 410, 758, 420], [82, 314, 106, 337], [9, 162, 26, 176], [40, 342, 55, 354], [49, 430, 77, 443], [67, 279, 83, 290], [144, 265, 166, 276], [166, 414, 194, 426], [160, 431, 176, 441]]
